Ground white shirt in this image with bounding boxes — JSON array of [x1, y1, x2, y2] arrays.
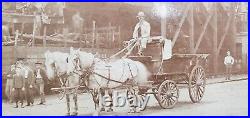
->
[[224, 56, 234, 65], [36, 69, 42, 79], [133, 20, 151, 39]]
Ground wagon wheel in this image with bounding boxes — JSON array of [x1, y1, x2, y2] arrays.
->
[[156, 80, 179, 109], [188, 65, 206, 103]]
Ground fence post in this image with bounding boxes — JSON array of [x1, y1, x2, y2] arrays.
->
[[20, 23, 25, 41], [14, 30, 19, 46], [109, 22, 112, 48], [63, 28, 68, 47], [32, 16, 37, 47], [92, 21, 96, 48], [118, 26, 121, 47], [43, 25, 47, 47]]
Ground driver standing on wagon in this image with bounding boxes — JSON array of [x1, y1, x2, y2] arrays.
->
[[132, 11, 151, 56]]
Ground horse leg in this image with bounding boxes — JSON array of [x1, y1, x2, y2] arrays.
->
[[72, 92, 78, 116], [107, 89, 113, 112], [127, 87, 139, 113], [93, 89, 102, 116], [100, 89, 105, 112], [65, 94, 71, 116], [134, 87, 140, 113], [92, 89, 99, 110]]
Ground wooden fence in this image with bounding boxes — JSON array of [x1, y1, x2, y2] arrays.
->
[[2, 46, 119, 74]]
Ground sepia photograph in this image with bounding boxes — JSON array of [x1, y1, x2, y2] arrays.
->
[[1, 2, 248, 116]]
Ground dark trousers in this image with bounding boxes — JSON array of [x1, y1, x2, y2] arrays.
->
[[14, 88, 24, 105], [25, 87, 34, 105], [226, 65, 232, 80]]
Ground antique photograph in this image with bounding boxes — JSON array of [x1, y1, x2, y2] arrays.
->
[[2, 2, 248, 116]]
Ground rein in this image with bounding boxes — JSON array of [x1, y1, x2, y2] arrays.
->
[[51, 62, 68, 87], [70, 54, 140, 88]]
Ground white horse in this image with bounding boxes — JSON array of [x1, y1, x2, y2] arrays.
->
[[67, 47, 151, 115], [44, 50, 80, 116]]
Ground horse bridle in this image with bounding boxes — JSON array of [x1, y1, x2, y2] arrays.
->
[[50, 62, 68, 87]]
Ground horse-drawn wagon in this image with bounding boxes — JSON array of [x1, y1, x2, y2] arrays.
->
[[128, 37, 209, 110], [46, 36, 209, 115]]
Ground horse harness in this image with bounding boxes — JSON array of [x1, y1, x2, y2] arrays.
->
[[73, 58, 139, 89], [51, 62, 68, 87]]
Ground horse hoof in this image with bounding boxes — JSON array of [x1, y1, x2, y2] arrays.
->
[[65, 113, 70, 116], [128, 108, 136, 113], [107, 108, 113, 112], [100, 108, 105, 112], [72, 112, 78, 116]]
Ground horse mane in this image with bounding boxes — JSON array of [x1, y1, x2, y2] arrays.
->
[[45, 50, 69, 80]]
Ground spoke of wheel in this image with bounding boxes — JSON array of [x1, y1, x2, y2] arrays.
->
[[172, 95, 178, 99], [160, 96, 165, 103], [197, 86, 201, 100], [164, 98, 168, 107], [163, 85, 168, 93], [169, 98, 174, 105], [170, 82, 175, 89], [198, 86, 204, 95], [161, 97, 167, 104], [169, 97, 176, 104], [196, 86, 199, 100], [191, 83, 196, 88], [198, 86, 204, 98]]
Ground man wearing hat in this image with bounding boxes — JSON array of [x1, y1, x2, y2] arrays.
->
[[23, 61, 35, 106], [132, 11, 151, 56], [224, 50, 235, 80], [12, 66, 25, 108], [5, 64, 16, 103], [34, 61, 46, 105]]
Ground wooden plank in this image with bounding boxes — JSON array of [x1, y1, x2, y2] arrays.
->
[[171, 4, 191, 47], [218, 3, 229, 16], [212, 3, 218, 73], [2, 13, 64, 24], [92, 21, 96, 48], [198, 3, 216, 30], [22, 34, 78, 43], [216, 14, 233, 55], [14, 30, 19, 46], [43, 26, 47, 47], [189, 3, 194, 54], [194, 13, 213, 53]]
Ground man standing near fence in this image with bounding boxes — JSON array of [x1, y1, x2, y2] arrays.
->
[[12, 66, 25, 108], [5, 64, 16, 103], [24, 62, 35, 106], [34, 62, 46, 105], [224, 50, 235, 80], [132, 11, 151, 56]]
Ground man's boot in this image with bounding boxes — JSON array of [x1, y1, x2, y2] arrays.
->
[[13, 102, 18, 108], [21, 103, 24, 108], [38, 93, 45, 105]]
